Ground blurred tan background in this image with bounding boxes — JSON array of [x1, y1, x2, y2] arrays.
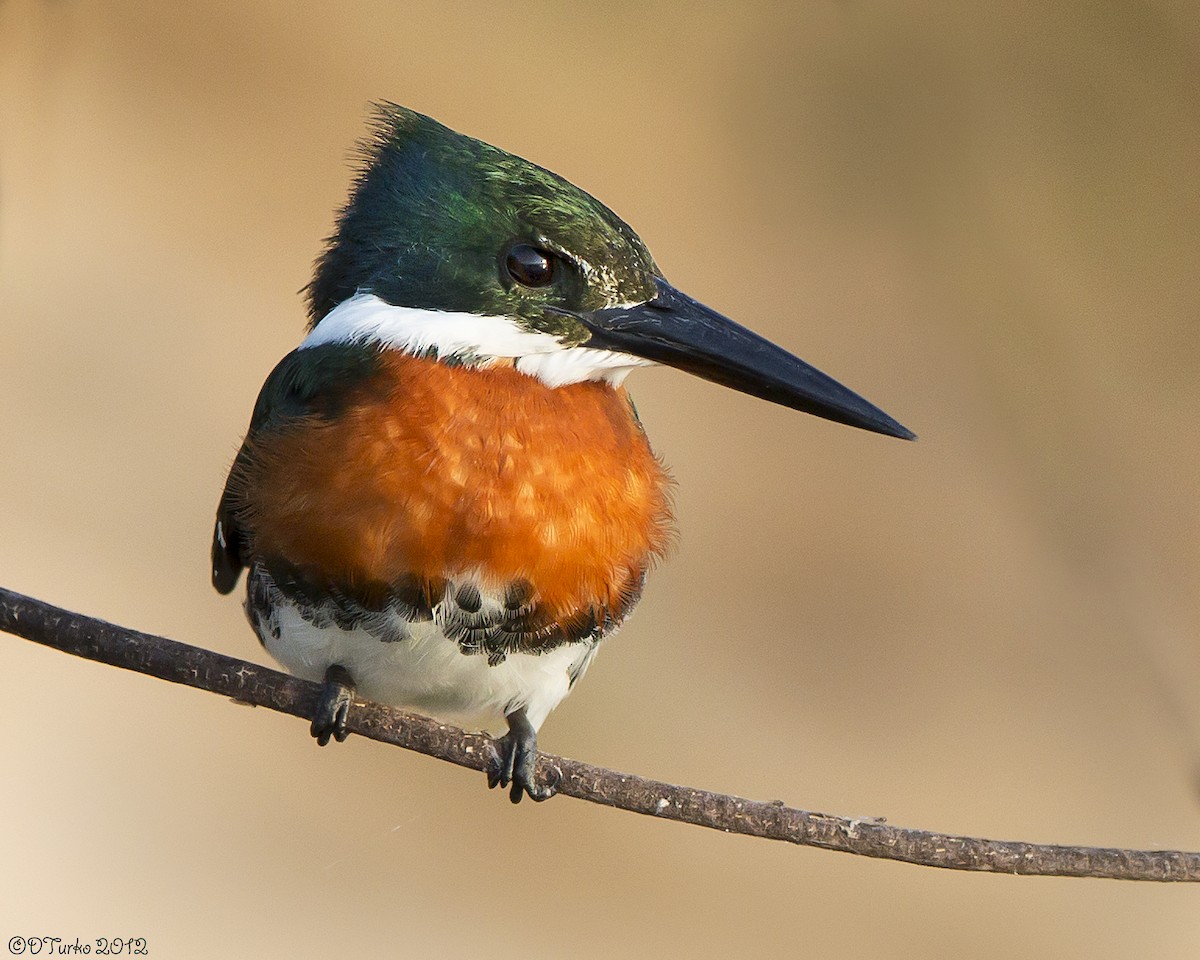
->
[[2, 0, 1198, 955]]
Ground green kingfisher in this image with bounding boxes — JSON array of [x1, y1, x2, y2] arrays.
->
[[211, 104, 913, 803]]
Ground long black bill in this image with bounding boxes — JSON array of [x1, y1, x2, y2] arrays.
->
[[578, 278, 915, 440]]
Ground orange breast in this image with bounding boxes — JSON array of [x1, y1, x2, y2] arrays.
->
[[238, 352, 674, 626]]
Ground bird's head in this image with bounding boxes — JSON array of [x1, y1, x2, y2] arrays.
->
[[304, 103, 913, 440]]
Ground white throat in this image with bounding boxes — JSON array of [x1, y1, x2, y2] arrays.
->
[[299, 292, 650, 387]]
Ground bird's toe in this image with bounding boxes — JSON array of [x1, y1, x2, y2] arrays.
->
[[311, 664, 356, 746]]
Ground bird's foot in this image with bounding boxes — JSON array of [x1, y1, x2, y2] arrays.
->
[[487, 708, 556, 804], [311, 664, 355, 746]]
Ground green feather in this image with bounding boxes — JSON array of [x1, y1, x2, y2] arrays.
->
[[307, 104, 662, 342]]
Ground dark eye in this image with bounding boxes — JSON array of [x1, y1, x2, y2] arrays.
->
[[504, 243, 556, 287]]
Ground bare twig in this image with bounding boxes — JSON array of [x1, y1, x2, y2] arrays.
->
[[2, 585, 1196, 882]]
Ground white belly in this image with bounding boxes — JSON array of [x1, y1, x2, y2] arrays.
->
[[259, 594, 597, 731]]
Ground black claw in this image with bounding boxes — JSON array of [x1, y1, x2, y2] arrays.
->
[[311, 664, 355, 746], [487, 738, 513, 790], [487, 708, 556, 803]]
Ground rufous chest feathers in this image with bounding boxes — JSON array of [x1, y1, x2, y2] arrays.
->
[[232, 352, 675, 646]]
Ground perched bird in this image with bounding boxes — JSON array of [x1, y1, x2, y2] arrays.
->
[[212, 104, 913, 802]]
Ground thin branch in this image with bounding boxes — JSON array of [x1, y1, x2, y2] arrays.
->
[[2, 586, 1196, 882]]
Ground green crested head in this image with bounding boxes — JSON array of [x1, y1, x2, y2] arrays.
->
[[307, 103, 660, 343], [301, 103, 913, 441]]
